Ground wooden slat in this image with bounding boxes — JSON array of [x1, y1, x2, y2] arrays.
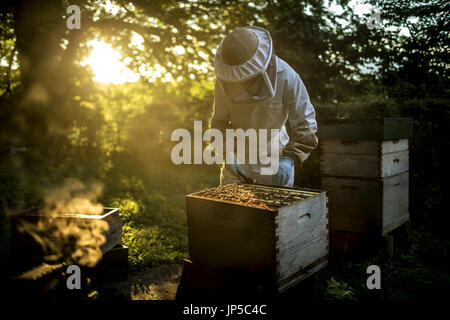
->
[[277, 224, 328, 254], [276, 193, 328, 280], [381, 150, 409, 177], [278, 256, 328, 292], [321, 153, 380, 178], [320, 139, 408, 155], [322, 173, 409, 235], [320, 140, 409, 178], [101, 219, 123, 254], [381, 139, 408, 154], [322, 176, 383, 234], [278, 237, 328, 285], [382, 172, 409, 234], [321, 140, 379, 155]]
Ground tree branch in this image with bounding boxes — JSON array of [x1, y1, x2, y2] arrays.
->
[[90, 18, 166, 37]]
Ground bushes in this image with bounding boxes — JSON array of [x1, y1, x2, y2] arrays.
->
[[315, 99, 402, 123]]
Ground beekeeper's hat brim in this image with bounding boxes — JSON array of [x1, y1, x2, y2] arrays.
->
[[215, 26, 273, 83]]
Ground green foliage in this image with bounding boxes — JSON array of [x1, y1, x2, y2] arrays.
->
[[367, 0, 449, 101], [111, 198, 140, 224], [324, 276, 357, 300], [397, 99, 450, 230], [263, 0, 379, 102], [315, 99, 401, 123], [313, 232, 450, 300]]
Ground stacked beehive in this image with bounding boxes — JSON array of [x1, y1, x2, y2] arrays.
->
[[184, 183, 328, 293], [10, 207, 125, 273], [9, 207, 128, 299], [319, 118, 412, 251]]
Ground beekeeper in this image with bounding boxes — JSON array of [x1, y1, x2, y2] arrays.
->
[[211, 26, 318, 187]]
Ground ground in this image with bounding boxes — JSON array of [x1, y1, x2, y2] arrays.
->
[[96, 263, 183, 300], [94, 224, 450, 301]]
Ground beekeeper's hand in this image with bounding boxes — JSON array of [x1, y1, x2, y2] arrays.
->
[[272, 156, 294, 186], [224, 152, 246, 181]]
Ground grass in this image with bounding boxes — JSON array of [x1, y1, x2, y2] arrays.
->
[[100, 161, 219, 270]]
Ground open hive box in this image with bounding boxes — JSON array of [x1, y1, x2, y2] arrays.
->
[[186, 183, 328, 293], [10, 207, 122, 270]]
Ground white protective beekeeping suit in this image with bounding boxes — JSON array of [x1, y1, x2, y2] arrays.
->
[[211, 26, 318, 186]]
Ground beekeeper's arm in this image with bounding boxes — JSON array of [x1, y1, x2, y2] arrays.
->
[[282, 73, 318, 167], [211, 81, 233, 136], [211, 81, 246, 179]]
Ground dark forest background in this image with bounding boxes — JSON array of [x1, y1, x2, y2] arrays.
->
[[0, 0, 448, 300]]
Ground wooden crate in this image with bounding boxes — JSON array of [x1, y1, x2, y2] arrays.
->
[[320, 139, 409, 179], [322, 172, 409, 235], [10, 207, 122, 263], [185, 184, 328, 293]]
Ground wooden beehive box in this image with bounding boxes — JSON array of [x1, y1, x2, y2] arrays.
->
[[322, 173, 409, 235], [186, 183, 328, 293], [10, 207, 122, 262], [319, 118, 412, 236], [320, 138, 409, 179]]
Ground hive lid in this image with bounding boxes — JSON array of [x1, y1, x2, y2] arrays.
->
[[186, 183, 322, 210], [11, 207, 119, 220], [318, 117, 413, 140]]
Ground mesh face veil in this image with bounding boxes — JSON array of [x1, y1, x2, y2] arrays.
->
[[214, 26, 277, 104]]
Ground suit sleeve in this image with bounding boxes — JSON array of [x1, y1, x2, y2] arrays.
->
[[211, 80, 233, 135], [210, 80, 234, 159], [282, 72, 318, 167]]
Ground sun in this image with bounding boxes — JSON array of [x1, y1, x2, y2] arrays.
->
[[82, 40, 139, 84]]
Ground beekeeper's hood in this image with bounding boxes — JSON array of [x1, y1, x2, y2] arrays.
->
[[215, 26, 277, 104]]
